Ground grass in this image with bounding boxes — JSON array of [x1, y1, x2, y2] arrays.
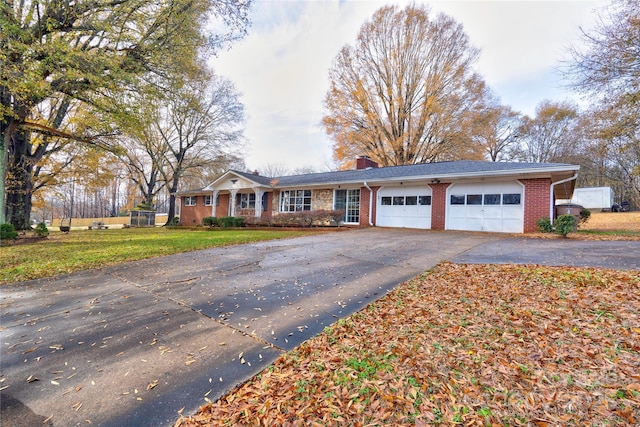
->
[[579, 211, 640, 232], [0, 228, 318, 285]]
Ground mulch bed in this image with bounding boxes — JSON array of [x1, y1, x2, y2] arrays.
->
[[177, 262, 639, 426]]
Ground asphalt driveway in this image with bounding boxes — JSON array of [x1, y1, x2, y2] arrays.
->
[[451, 238, 640, 270], [1, 229, 497, 427]]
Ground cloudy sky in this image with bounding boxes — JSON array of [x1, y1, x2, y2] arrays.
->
[[210, 0, 605, 173]]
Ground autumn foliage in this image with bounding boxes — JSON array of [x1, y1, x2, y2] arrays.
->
[[177, 263, 640, 426], [323, 5, 487, 169]]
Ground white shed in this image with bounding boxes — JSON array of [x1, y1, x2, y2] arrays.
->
[[569, 187, 614, 211]]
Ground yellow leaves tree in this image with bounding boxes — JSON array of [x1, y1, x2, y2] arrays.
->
[[323, 4, 487, 168]]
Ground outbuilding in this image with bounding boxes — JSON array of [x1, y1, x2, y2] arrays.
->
[[175, 157, 579, 233]]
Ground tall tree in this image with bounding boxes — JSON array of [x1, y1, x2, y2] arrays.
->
[[1, 0, 249, 228], [323, 4, 487, 168], [152, 73, 245, 224], [514, 100, 579, 163], [567, 0, 639, 207], [471, 102, 521, 162]]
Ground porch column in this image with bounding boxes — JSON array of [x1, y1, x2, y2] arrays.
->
[[229, 189, 238, 216], [211, 190, 219, 217], [253, 188, 264, 218]]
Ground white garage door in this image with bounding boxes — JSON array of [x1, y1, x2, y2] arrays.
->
[[447, 182, 524, 233], [377, 186, 432, 229]]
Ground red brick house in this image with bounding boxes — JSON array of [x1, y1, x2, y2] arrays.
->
[[174, 158, 579, 233]]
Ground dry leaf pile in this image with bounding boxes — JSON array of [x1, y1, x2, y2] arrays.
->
[[177, 263, 640, 426]]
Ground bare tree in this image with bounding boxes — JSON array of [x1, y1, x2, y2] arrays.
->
[[258, 163, 290, 177], [514, 100, 579, 163], [155, 73, 245, 224], [471, 101, 521, 162], [323, 4, 488, 168], [566, 0, 639, 207]]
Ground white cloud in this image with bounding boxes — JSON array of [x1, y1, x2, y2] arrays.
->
[[211, 0, 605, 172]]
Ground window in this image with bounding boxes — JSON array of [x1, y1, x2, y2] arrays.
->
[[450, 195, 465, 205], [406, 196, 417, 205], [237, 193, 256, 209], [334, 189, 360, 223], [392, 196, 405, 205], [184, 196, 196, 206], [418, 195, 432, 206], [467, 194, 482, 205], [204, 195, 212, 206], [484, 194, 501, 205], [280, 190, 312, 212], [503, 193, 521, 205], [381, 196, 392, 206]]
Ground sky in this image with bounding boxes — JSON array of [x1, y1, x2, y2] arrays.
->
[[210, 0, 606, 173]]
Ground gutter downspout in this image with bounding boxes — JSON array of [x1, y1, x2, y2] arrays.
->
[[550, 172, 579, 225], [363, 182, 374, 226]]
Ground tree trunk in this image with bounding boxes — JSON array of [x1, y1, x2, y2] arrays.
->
[[165, 193, 177, 226], [1, 129, 7, 225], [164, 173, 181, 226], [6, 128, 34, 230]]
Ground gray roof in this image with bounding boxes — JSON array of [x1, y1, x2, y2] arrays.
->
[[231, 160, 578, 188]]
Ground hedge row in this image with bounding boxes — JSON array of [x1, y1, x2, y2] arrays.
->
[[202, 210, 345, 228]]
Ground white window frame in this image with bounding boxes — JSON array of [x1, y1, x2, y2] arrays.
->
[[279, 190, 312, 212], [203, 195, 213, 206], [184, 196, 196, 206], [334, 189, 360, 224], [237, 193, 256, 209]]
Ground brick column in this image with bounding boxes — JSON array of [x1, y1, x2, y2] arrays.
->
[[521, 178, 551, 233], [429, 183, 450, 230], [359, 186, 373, 227]]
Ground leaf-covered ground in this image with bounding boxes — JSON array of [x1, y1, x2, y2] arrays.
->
[[177, 263, 640, 426]]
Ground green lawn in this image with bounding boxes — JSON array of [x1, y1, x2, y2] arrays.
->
[[0, 228, 316, 285]]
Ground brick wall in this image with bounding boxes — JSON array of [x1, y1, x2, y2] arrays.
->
[[216, 194, 230, 218], [521, 178, 551, 233], [429, 183, 450, 230], [180, 196, 214, 225]]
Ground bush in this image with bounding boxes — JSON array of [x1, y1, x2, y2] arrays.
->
[[536, 217, 553, 233], [579, 207, 591, 225], [555, 214, 578, 237], [203, 216, 218, 227], [33, 222, 50, 237], [269, 210, 345, 227], [1, 223, 18, 240], [216, 216, 245, 227]]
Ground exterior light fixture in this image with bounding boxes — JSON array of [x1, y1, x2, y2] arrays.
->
[[431, 178, 441, 184]]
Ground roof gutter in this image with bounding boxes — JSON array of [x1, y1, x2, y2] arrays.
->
[[363, 182, 374, 226], [550, 172, 579, 225]]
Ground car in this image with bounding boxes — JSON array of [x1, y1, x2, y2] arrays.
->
[[612, 201, 631, 212]]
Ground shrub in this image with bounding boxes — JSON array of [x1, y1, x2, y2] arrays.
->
[[216, 216, 245, 227], [33, 222, 50, 237], [269, 210, 346, 227], [1, 223, 18, 240], [167, 216, 180, 226], [536, 217, 553, 233], [555, 214, 577, 237], [579, 207, 591, 225], [203, 216, 218, 227]]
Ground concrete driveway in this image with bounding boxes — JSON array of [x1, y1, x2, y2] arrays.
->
[[1, 229, 497, 427]]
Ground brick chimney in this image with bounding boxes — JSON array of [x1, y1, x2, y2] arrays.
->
[[252, 170, 259, 175], [356, 156, 378, 170]]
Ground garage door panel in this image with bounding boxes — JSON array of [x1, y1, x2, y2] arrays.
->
[[378, 186, 432, 229], [446, 181, 524, 233]]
